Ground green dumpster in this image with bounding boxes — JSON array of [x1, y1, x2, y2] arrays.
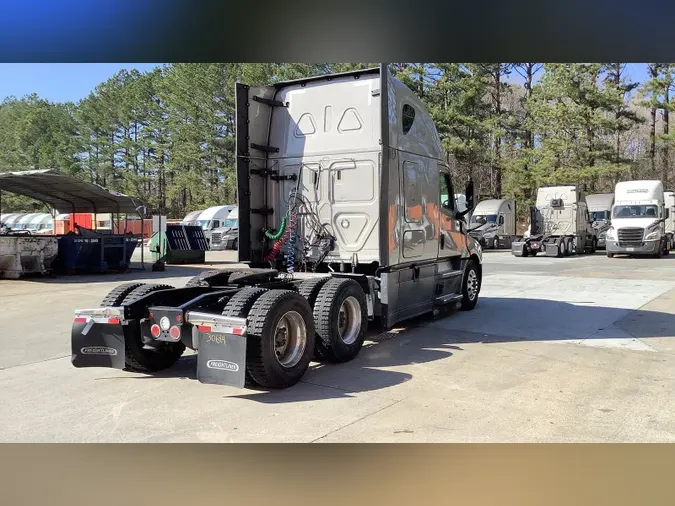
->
[[149, 225, 208, 264]]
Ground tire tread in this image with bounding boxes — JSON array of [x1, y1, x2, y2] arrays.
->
[[246, 290, 314, 388]]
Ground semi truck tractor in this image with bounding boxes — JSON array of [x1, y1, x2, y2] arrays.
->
[[511, 185, 597, 257], [665, 190, 675, 251], [586, 193, 614, 250], [210, 207, 239, 251], [195, 205, 236, 245], [468, 199, 517, 249], [70, 64, 483, 390], [605, 180, 670, 258]]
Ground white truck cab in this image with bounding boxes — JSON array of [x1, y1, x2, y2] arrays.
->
[[468, 199, 517, 249], [664, 190, 675, 250], [210, 207, 239, 250], [181, 210, 203, 227], [195, 205, 236, 243], [586, 193, 615, 249], [606, 180, 669, 258]]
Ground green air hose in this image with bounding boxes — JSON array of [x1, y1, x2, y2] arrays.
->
[[264, 216, 288, 240]]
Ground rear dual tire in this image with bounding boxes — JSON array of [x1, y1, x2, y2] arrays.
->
[[245, 290, 315, 389], [311, 278, 368, 363]]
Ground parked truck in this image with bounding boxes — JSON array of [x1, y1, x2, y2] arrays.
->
[[665, 190, 675, 251], [605, 180, 670, 258], [209, 207, 239, 251], [468, 199, 517, 249], [511, 185, 597, 257], [586, 193, 614, 250], [195, 205, 236, 245], [181, 210, 203, 227], [70, 65, 483, 390]]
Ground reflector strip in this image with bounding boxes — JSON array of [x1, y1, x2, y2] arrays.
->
[[232, 327, 244, 335], [108, 317, 120, 325], [74, 317, 87, 324], [197, 325, 212, 332]]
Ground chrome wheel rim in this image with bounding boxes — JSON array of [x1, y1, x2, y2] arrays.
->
[[467, 269, 479, 301], [273, 311, 307, 368], [338, 296, 361, 345]]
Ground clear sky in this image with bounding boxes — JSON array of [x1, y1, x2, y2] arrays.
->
[[505, 63, 648, 86], [0, 63, 652, 104], [0, 63, 165, 103]]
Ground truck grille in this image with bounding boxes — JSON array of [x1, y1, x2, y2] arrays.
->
[[618, 227, 644, 246], [211, 232, 222, 245]]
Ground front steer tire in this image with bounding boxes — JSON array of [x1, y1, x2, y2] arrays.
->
[[245, 290, 315, 389], [460, 260, 481, 311], [121, 284, 185, 373], [313, 278, 368, 363]]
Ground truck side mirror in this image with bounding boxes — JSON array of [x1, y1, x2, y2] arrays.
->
[[465, 179, 475, 211]]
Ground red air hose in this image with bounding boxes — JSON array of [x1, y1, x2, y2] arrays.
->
[[263, 211, 298, 262]]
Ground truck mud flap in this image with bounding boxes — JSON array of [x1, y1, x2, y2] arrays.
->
[[187, 312, 248, 388], [71, 307, 126, 369], [545, 241, 560, 257], [511, 241, 526, 257]]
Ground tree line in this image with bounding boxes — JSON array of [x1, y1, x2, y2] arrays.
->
[[0, 63, 673, 219]]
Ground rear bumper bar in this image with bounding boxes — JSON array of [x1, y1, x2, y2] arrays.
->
[[71, 306, 249, 388]]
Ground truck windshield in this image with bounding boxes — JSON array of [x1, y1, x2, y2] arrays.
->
[[471, 214, 497, 225], [590, 211, 610, 221], [195, 219, 212, 230], [612, 205, 658, 218]]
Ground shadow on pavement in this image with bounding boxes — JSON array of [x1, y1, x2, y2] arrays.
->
[[91, 295, 675, 403], [430, 296, 675, 343]]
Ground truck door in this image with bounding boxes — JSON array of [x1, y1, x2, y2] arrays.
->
[[438, 168, 463, 258]]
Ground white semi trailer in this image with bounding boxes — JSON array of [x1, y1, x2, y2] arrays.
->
[[468, 199, 517, 249], [586, 193, 614, 250], [511, 185, 597, 257], [605, 180, 670, 258], [70, 65, 483, 390]]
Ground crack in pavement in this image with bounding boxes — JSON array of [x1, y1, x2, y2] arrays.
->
[[309, 399, 403, 443], [0, 354, 69, 371]]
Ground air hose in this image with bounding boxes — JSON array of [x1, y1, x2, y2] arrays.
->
[[264, 216, 288, 240], [262, 211, 297, 263], [286, 210, 298, 274]]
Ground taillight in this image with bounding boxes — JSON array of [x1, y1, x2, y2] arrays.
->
[[169, 326, 181, 340], [108, 317, 120, 325], [175, 313, 182, 323], [150, 324, 161, 338]]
